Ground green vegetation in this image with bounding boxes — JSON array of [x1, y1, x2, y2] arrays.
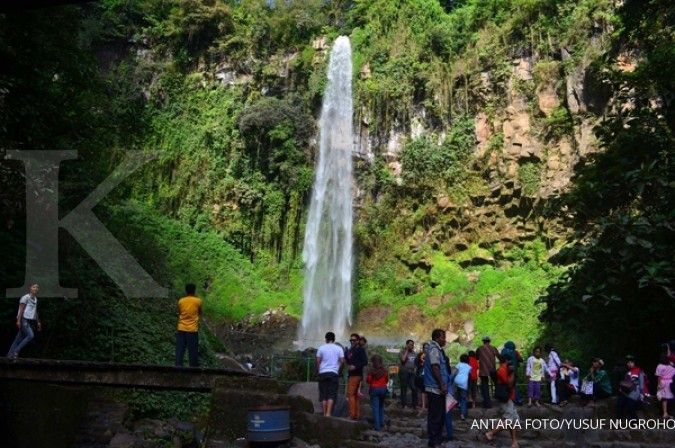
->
[[518, 161, 542, 196], [0, 0, 672, 413], [538, 0, 675, 364], [358, 247, 559, 350]]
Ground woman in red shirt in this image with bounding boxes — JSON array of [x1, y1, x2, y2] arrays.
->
[[366, 355, 389, 431], [468, 350, 479, 408]]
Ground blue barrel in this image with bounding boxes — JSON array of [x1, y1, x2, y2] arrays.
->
[[247, 406, 291, 443]]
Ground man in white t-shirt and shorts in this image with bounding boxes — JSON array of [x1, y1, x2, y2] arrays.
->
[[316, 331, 344, 417], [7, 283, 42, 359]]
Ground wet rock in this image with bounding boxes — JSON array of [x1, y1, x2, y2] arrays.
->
[[109, 432, 138, 448]]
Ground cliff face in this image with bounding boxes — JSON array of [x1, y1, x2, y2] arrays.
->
[[114, 0, 650, 346], [0, 0, 673, 356]]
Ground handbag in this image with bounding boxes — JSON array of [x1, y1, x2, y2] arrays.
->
[[445, 393, 458, 412], [581, 379, 594, 395], [619, 374, 636, 394]]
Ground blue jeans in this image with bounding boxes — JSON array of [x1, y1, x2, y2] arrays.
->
[[7, 318, 35, 357], [457, 388, 468, 418], [175, 331, 199, 367], [369, 387, 387, 430]]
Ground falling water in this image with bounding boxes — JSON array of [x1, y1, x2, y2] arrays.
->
[[299, 36, 353, 347]]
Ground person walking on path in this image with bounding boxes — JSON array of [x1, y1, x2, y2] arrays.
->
[[476, 336, 500, 408], [501, 341, 524, 405], [526, 347, 546, 407], [545, 344, 562, 404], [366, 354, 389, 431], [175, 283, 202, 367], [316, 331, 344, 417], [655, 355, 674, 419], [424, 329, 449, 448], [345, 332, 368, 420], [7, 283, 42, 359], [486, 356, 520, 448], [399, 339, 418, 408], [455, 354, 471, 420], [468, 350, 479, 408]]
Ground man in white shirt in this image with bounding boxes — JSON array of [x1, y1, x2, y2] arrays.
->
[[316, 331, 344, 417], [7, 283, 42, 359]]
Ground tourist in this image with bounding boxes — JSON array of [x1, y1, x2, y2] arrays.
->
[[580, 358, 612, 405], [424, 329, 449, 447], [501, 341, 524, 405], [476, 336, 500, 408], [359, 336, 369, 356], [316, 331, 344, 417], [175, 283, 202, 367], [559, 359, 580, 405], [485, 356, 519, 448], [345, 332, 368, 420], [415, 344, 428, 414], [7, 283, 42, 359], [545, 343, 562, 405], [366, 354, 389, 431], [399, 339, 418, 408], [358, 336, 369, 398], [617, 355, 645, 421], [655, 355, 674, 419], [526, 346, 546, 407], [468, 350, 479, 408], [455, 354, 471, 420]]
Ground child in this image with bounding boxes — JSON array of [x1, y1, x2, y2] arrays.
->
[[366, 354, 389, 431], [655, 355, 674, 419], [455, 354, 472, 420], [559, 359, 580, 406], [526, 347, 546, 407]]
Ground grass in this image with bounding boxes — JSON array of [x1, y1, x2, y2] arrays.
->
[[108, 201, 303, 323]]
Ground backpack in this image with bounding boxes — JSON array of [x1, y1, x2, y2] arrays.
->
[[619, 375, 635, 394]]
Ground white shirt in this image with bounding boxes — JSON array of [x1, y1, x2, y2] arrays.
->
[[547, 350, 561, 374], [316, 342, 344, 374], [19, 294, 38, 320]]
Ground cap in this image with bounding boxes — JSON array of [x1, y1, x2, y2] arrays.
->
[[625, 354, 635, 361], [482, 336, 491, 342]]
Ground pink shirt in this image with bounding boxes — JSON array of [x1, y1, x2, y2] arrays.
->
[[655, 363, 675, 382]]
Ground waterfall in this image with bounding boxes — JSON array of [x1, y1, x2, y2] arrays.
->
[[299, 36, 353, 347]]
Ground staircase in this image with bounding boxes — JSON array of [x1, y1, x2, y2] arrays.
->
[[330, 398, 674, 448]]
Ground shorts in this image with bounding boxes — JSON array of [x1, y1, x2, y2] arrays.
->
[[318, 372, 339, 401], [500, 399, 520, 423]]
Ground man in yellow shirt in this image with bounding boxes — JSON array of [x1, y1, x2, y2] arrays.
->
[[176, 283, 202, 367]]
